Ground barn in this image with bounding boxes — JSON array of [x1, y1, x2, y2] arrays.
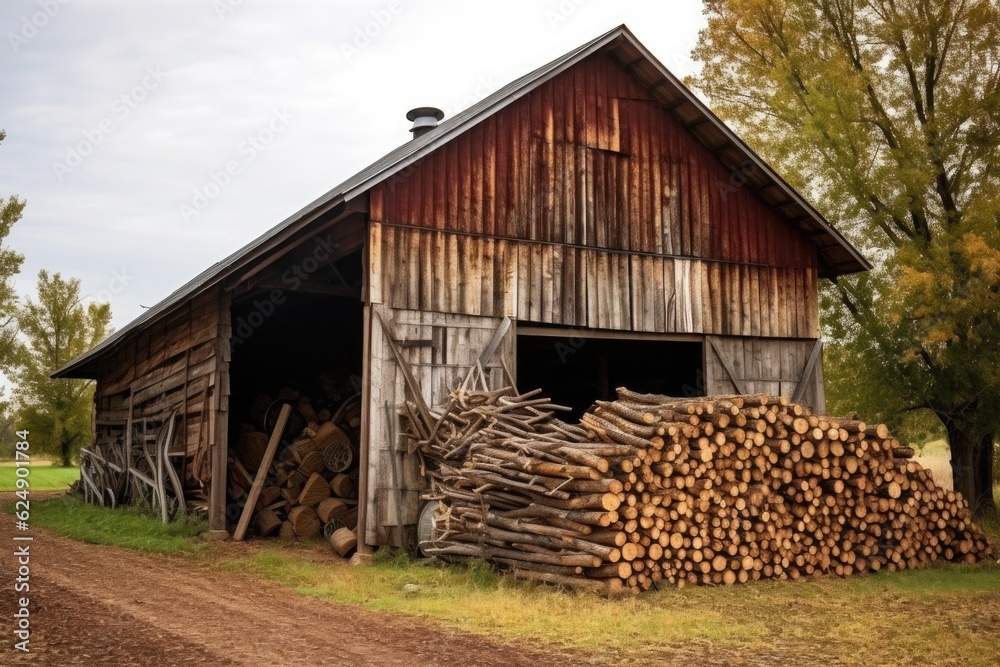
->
[[55, 25, 869, 550]]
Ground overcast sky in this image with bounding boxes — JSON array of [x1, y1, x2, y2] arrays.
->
[[0, 0, 707, 342]]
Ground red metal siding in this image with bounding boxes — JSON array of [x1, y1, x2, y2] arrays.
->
[[371, 52, 817, 270]]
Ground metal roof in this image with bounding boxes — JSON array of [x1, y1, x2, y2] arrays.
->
[[54, 24, 869, 379]]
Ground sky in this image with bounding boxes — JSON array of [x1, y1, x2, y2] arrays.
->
[[0, 0, 708, 345]]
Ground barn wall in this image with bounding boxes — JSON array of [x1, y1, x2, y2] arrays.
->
[[369, 51, 818, 270], [370, 223, 819, 338], [704, 336, 826, 413], [92, 285, 228, 489], [364, 304, 515, 547]]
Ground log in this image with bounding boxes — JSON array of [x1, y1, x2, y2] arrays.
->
[[330, 473, 354, 498], [288, 505, 321, 539], [317, 497, 349, 524], [398, 386, 992, 593], [330, 527, 358, 557], [297, 472, 331, 507], [254, 508, 282, 537]]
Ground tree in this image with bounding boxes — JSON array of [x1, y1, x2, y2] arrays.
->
[[8, 271, 111, 466], [690, 0, 1000, 513], [0, 129, 26, 366]]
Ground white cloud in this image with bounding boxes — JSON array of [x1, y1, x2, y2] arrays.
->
[[0, 0, 707, 337]]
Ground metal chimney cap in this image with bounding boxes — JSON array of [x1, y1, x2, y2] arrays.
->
[[406, 107, 445, 136], [406, 106, 445, 122]]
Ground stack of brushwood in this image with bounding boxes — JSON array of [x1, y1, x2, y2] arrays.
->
[[405, 387, 993, 594], [227, 387, 361, 551]]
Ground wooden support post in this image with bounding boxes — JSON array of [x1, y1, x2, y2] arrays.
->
[[208, 292, 233, 536], [355, 304, 375, 555], [233, 403, 292, 541]]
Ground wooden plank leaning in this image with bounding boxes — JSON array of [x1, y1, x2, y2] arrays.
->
[[233, 403, 292, 541]]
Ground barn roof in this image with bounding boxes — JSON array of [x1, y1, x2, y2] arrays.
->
[[55, 24, 869, 379]]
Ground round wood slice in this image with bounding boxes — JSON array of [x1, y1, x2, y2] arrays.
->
[[329, 527, 358, 557], [299, 450, 326, 477], [297, 472, 331, 507], [313, 421, 351, 450], [254, 508, 282, 537], [288, 506, 321, 539], [254, 486, 282, 512], [330, 473, 354, 498], [317, 497, 349, 524]]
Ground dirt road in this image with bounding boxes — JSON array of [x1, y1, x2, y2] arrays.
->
[[0, 497, 585, 667]]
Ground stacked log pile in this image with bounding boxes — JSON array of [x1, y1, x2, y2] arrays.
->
[[405, 387, 993, 594], [227, 387, 361, 548]]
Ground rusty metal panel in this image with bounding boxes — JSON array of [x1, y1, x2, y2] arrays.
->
[[370, 52, 820, 274]]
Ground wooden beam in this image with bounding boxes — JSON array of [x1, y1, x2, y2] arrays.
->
[[708, 337, 747, 395], [232, 403, 291, 541], [792, 340, 824, 404], [374, 308, 433, 427]]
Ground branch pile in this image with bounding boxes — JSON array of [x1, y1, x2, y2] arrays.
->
[[405, 387, 993, 594]]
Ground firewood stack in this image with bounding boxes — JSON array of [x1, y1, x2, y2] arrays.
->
[[227, 387, 361, 546], [405, 387, 993, 594]]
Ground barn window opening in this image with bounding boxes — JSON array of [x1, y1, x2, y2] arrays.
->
[[226, 246, 364, 541], [516, 332, 704, 419]]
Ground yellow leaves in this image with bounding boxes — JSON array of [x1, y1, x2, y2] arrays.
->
[[962, 233, 1000, 278]]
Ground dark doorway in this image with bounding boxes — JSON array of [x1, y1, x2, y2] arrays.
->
[[517, 333, 703, 418]]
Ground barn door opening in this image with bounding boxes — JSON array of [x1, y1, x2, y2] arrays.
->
[[224, 242, 365, 542], [516, 330, 704, 419]]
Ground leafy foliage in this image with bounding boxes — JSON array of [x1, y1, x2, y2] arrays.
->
[[690, 0, 1000, 510], [0, 129, 26, 367], [7, 271, 111, 466]]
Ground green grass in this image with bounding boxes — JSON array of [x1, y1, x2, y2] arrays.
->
[[0, 464, 78, 491], [24, 495, 209, 554], [221, 547, 1000, 666]]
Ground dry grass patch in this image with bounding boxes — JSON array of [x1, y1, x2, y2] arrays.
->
[[224, 547, 1000, 666]]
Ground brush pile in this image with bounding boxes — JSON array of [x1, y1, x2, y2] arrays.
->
[[405, 387, 993, 594]]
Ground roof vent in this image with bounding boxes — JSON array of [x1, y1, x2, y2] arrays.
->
[[406, 107, 444, 139]]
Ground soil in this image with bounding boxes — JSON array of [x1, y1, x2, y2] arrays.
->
[[0, 493, 587, 667]]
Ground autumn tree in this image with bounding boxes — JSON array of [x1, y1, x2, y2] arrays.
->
[[0, 129, 26, 366], [8, 271, 111, 466], [691, 0, 1000, 512]]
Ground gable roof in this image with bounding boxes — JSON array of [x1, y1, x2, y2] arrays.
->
[[55, 24, 869, 379]]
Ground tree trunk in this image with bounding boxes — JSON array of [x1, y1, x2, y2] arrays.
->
[[973, 433, 997, 515], [943, 419, 995, 515], [61, 435, 73, 467]]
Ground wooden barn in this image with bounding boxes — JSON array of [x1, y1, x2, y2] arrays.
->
[[55, 25, 868, 550]]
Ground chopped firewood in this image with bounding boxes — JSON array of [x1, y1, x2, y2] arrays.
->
[[330, 527, 358, 557], [297, 473, 331, 507], [403, 386, 993, 594], [330, 473, 354, 498]]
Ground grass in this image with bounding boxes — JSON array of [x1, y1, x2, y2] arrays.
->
[[222, 548, 1000, 666], [8, 494, 1000, 665], [0, 463, 79, 491], [24, 495, 208, 554]]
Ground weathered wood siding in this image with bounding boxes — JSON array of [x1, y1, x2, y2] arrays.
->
[[370, 223, 819, 337], [92, 286, 230, 487], [704, 337, 825, 413], [368, 51, 820, 337], [364, 304, 514, 547]]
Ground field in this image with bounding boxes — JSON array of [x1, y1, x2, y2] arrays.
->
[[11, 493, 1000, 667], [913, 439, 953, 490], [0, 461, 79, 491]]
